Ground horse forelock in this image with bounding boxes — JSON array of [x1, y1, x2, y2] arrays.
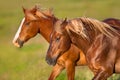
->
[[36, 11, 48, 19], [54, 20, 64, 34], [13, 17, 25, 43]]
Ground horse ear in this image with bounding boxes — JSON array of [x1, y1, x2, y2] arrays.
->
[[61, 18, 68, 29], [31, 5, 38, 13], [22, 7, 26, 13], [63, 18, 67, 23]]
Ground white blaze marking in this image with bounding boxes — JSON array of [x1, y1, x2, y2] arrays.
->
[[12, 18, 25, 43]]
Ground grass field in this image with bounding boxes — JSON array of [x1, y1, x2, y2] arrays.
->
[[0, 0, 120, 80]]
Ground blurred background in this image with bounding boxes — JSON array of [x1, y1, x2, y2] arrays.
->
[[0, 0, 120, 80]]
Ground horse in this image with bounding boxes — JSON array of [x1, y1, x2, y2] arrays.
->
[[12, 6, 86, 80], [46, 17, 120, 80], [12, 6, 120, 80]]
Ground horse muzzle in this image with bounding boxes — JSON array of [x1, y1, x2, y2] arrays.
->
[[45, 56, 57, 66], [13, 38, 24, 48], [46, 53, 61, 66]]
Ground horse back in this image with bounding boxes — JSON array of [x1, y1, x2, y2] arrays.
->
[[103, 18, 120, 28]]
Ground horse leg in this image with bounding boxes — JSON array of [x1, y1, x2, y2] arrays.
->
[[48, 64, 65, 80], [92, 68, 113, 80], [65, 60, 75, 80]]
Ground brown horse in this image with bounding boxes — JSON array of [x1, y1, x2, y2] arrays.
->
[[12, 6, 86, 80], [12, 6, 120, 80], [46, 17, 120, 80]]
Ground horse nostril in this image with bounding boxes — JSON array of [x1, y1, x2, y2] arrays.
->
[[46, 58, 50, 65], [13, 40, 21, 48], [17, 38, 24, 48], [46, 56, 52, 65]]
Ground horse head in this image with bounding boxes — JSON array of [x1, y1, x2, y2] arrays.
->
[[46, 19, 71, 65], [12, 6, 54, 48]]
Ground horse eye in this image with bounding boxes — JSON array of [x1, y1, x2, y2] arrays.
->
[[25, 22, 30, 26], [56, 36, 60, 41]]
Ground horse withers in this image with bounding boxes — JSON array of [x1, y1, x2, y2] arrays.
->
[[46, 17, 120, 80]]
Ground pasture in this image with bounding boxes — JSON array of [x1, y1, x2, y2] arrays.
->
[[0, 0, 120, 80]]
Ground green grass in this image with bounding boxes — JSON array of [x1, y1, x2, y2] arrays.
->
[[0, 0, 120, 80]]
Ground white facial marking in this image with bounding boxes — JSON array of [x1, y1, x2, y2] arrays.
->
[[12, 18, 25, 43]]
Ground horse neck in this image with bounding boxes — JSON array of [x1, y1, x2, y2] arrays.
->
[[38, 17, 57, 43], [67, 23, 99, 54], [67, 17, 119, 54]]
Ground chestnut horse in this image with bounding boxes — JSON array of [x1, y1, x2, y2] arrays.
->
[[46, 17, 120, 80], [13, 6, 120, 80], [12, 7, 86, 80]]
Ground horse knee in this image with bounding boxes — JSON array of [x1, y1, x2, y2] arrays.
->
[[48, 64, 65, 80]]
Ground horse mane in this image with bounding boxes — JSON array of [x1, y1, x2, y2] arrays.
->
[[33, 6, 58, 23], [68, 17, 120, 39], [33, 6, 55, 19]]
